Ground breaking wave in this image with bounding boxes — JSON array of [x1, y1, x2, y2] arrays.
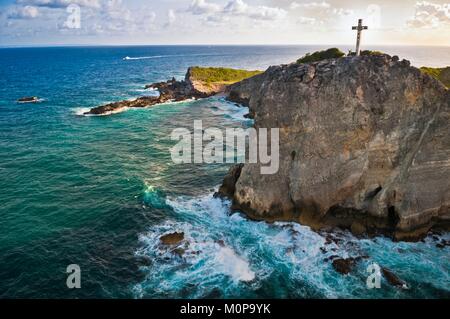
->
[[133, 188, 450, 299]]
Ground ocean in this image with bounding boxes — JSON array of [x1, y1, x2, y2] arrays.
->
[[0, 45, 449, 298]]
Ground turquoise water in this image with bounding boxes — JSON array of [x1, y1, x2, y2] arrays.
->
[[0, 46, 449, 298]]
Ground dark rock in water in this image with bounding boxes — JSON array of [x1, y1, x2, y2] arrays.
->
[[135, 256, 152, 267], [222, 53, 450, 241], [382, 267, 408, 289], [332, 258, 357, 275], [216, 240, 225, 247], [214, 164, 244, 199], [85, 96, 161, 115], [160, 232, 184, 245], [17, 96, 39, 103], [171, 248, 186, 257], [436, 239, 450, 249]]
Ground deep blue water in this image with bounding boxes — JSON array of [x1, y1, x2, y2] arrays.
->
[[0, 46, 449, 299]]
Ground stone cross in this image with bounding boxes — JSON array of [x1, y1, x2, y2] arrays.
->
[[352, 19, 368, 56]]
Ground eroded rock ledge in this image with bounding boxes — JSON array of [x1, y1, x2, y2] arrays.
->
[[84, 66, 261, 116], [84, 71, 214, 116], [219, 54, 450, 241]]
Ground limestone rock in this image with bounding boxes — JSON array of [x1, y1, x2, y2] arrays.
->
[[223, 54, 450, 240], [160, 232, 184, 246], [215, 164, 243, 199]]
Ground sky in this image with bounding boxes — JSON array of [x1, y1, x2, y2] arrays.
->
[[0, 0, 449, 46]]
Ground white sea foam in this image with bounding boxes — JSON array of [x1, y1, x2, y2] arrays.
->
[[134, 188, 450, 298], [73, 107, 92, 116], [215, 246, 255, 282], [212, 98, 252, 122]]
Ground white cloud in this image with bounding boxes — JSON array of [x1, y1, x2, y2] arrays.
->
[[289, 1, 353, 26], [188, 0, 286, 21], [407, 1, 450, 28], [165, 9, 176, 27], [225, 0, 287, 20], [297, 16, 317, 25], [223, 0, 248, 14], [7, 5, 40, 19], [17, 0, 101, 9], [187, 0, 221, 15]]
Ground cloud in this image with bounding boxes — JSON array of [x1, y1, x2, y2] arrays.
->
[[187, 0, 221, 15], [16, 0, 101, 9], [407, 1, 450, 28], [7, 5, 40, 19], [224, 0, 287, 20], [53, 0, 158, 35], [289, 1, 353, 26], [187, 0, 286, 22], [165, 9, 176, 27]]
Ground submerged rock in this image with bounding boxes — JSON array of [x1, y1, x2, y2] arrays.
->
[[382, 267, 408, 289], [160, 232, 184, 246], [222, 54, 450, 241], [332, 258, 357, 275]]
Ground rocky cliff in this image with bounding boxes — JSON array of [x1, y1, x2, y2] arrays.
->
[[222, 54, 450, 241]]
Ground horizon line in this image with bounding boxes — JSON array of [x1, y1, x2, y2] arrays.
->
[[1, 43, 450, 49]]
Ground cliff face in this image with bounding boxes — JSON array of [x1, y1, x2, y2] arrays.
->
[[223, 54, 450, 240]]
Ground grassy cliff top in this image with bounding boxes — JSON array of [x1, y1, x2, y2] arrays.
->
[[189, 67, 263, 86], [420, 67, 450, 88]]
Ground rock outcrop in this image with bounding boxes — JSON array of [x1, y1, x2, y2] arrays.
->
[[17, 96, 40, 103], [160, 232, 185, 246], [84, 68, 223, 115], [221, 54, 450, 241]]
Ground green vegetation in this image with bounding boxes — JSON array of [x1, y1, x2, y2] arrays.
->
[[347, 50, 384, 56], [361, 50, 384, 56], [420, 67, 450, 88], [297, 48, 345, 64], [189, 67, 262, 85]]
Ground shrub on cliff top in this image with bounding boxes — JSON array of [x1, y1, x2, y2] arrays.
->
[[189, 67, 262, 85], [420, 67, 450, 88], [347, 50, 384, 56], [297, 48, 345, 64]]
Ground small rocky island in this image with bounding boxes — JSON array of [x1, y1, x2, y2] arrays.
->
[[84, 67, 261, 115], [17, 96, 40, 103], [218, 51, 450, 242]]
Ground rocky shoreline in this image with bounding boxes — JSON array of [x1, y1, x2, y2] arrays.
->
[[84, 72, 217, 116], [84, 66, 260, 116], [218, 54, 450, 242]]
